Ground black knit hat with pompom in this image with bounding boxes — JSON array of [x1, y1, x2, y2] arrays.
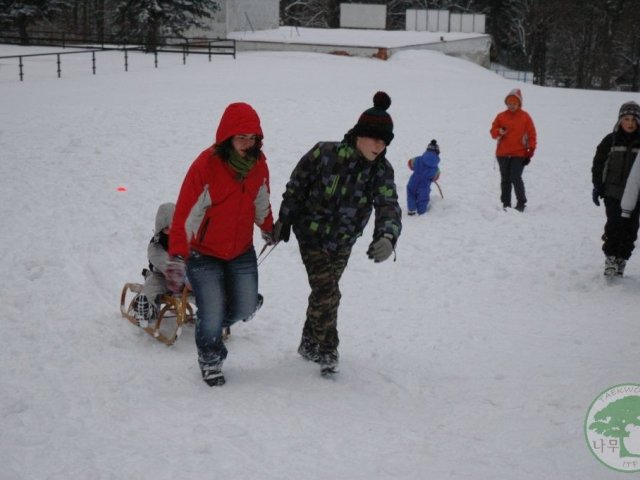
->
[[353, 91, 394, 145], [427, 139, 440, 154]]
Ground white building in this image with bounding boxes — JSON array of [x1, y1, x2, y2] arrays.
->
[[189, 0, 280, 38]]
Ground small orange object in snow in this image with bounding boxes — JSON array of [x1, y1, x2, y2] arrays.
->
[[117, 186, 127, 192]]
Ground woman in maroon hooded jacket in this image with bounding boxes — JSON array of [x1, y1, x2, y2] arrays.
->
[[167, 102, 274, 386]]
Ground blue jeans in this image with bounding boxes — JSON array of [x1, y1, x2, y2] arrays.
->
[[187, 247, 258, 369]]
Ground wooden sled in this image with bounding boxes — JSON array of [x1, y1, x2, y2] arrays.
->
[[120, 282, 196, 346]]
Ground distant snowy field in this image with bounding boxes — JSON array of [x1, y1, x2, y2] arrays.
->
[[1, 40, 639, 480]]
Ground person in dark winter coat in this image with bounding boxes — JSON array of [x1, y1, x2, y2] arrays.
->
[[272, 92, 402, 376], [406, 139, 441, 215], [167, 102, 274, 386], [490, 88, 537, 211], [592, 101, 640, 277], [133, 202, 176, 328]]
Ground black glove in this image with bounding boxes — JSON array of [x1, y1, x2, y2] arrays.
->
[[273, 220, 291, 243], [367, 235, 394, 263], [522, 158, 531, 166], [592, 187, 602, 207]]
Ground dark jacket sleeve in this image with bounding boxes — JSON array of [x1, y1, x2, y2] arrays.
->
[[278, 143, 321, 225], [592, 133, 613, 188], [372, 159, 402, 245]]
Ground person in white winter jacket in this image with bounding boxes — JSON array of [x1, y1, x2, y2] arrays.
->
[[133, 202, 176, 327], [620, 151, 640, 219]]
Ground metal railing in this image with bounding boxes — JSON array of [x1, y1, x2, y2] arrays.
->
[[0, 49, 104, 81], [0, 30, 235, 54], [491, 64, 533, 84], [0, 31, 236, 81]]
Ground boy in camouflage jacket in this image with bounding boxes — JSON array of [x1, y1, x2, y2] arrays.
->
[[273, 92, 402, 375]]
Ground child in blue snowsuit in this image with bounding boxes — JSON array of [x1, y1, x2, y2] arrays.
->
[[407, 139, 441, 215]]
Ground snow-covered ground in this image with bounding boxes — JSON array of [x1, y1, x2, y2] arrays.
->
[[1, 40, 639, 480]]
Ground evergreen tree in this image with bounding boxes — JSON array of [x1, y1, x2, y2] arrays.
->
[[112, 0, 219, 50], [64, 0, 108, 41], [0, 0, 71, 44]]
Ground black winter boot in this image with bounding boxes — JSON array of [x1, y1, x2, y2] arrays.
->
[[319, 350, 339, 376], [201, 365, 225, 387], [604, 255, 618, 277], [298, 336, 321, 363], [616, 258, 627, 277], [132, 294, 155, 328]]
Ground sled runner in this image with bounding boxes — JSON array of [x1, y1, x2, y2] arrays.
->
[[120, 283, 231, 346], [120, 282, 196, 346]]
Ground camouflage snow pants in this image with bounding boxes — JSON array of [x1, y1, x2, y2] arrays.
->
[[298, 243, 352, 355]]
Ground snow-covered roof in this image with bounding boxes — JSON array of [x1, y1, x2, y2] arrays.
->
[[228, 26, 487, 48]]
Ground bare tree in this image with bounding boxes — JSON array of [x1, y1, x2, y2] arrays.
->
[[617, 4, 640, 90], [280, 0, 340, 28]]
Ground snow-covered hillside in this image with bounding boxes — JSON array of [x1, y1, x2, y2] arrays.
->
[[1, 43, 639, 479]]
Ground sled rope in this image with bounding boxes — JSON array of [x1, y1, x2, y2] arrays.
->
[[257, 242, 278, 266], [434, 180, 444, 199]]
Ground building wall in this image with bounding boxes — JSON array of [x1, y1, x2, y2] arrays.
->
[[393, 36, 492, 68], [234, 35, 492, 67], [406, 9, 486, 34], [188, 0, 279, 38], [225, 0, 279, 33], [339, 4, 387, 30]]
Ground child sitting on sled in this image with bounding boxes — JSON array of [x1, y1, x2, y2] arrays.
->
[[406, 139, 441, 215], [133, 202, 176, 327]]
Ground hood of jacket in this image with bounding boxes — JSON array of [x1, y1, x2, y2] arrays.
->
[[155, 202, 176, 234], [215, 102, 263, 144], [421, 149, 440, 167]]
